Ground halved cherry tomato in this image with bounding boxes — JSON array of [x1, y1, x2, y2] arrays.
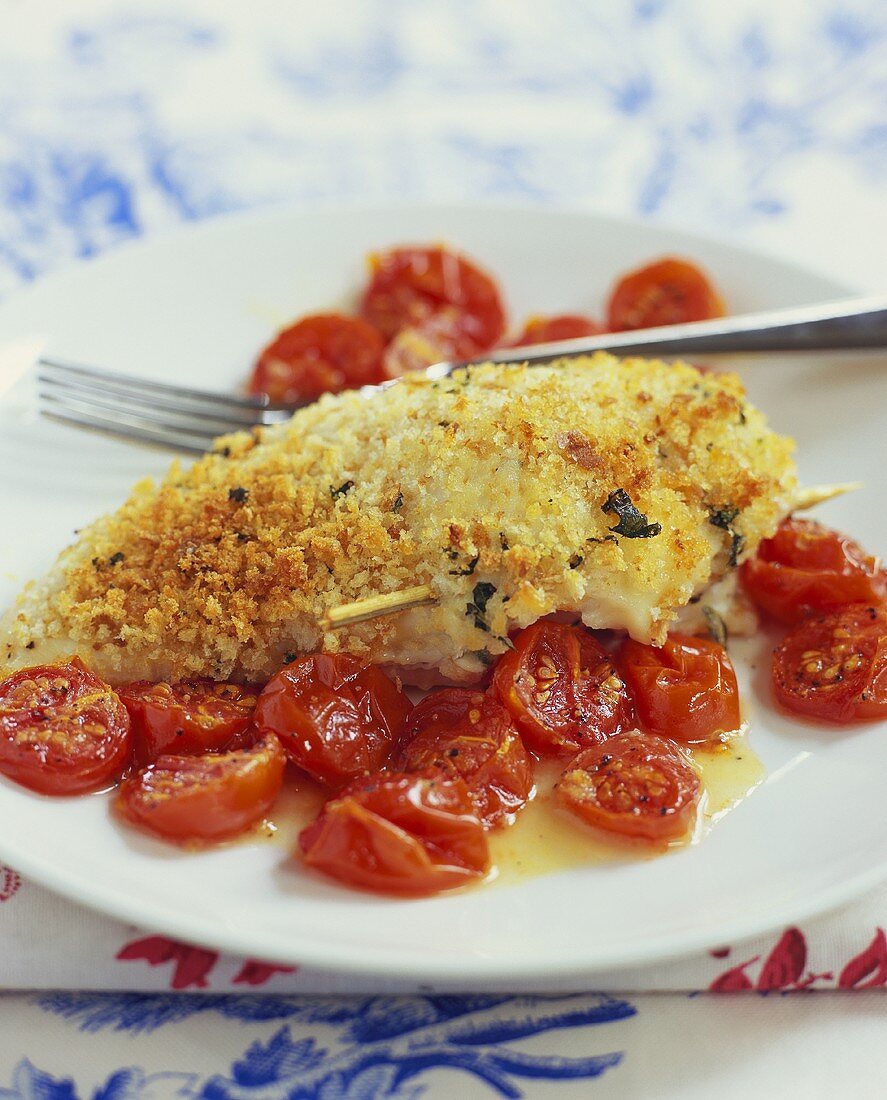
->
[[254, 655, 412, 788], [248, 313, 386, 404], [118, 680, 258, 764], [0, 658, 131, 795], [381, 310, 473, 378], [556, 731, 700, 843], [396, 689, 533, 827], [617, 634, 740, 745], [511, 314, 603, 347], [772, 604, 887, 724], [492, 622, 634, 756], [741, 517, 887, 626], [606, 257, 724, 331], [116, 733, 285, 843], [299, 769, 489, 896], [360, 245, 506, 356]]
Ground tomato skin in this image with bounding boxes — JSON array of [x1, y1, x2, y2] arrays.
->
[[248, 313, 386, 404], [556, 732, 700, 843], [396, 689, 533, 827], [116, 733, 285, 843], [360, 246, 506, 357], [492, 622, 635, 756], [772, 605, 887, 724], [741, 518, 887, 626], [511, 314, 603, 347], [253, 655, 413, 788], [299, 770, 490, 896], [118, 680, 258, 764], [617, 634, 740, 745], [606, 257, 724, 331], [0, 658, 131, 795]]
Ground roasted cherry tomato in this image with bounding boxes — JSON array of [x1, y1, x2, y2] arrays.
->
[[299, 769, 489, 896], [0, 658, 131, 795], [741, 517, 887, 625], [617, 634, 740, 745], [254, 654, 412, 788], [492, 622, 634, 755], [381, 310, 476, 378], [116, 733, 285, 843], [396, 689, 533, 827], [556, 731, 700, 843], [772, 604, 887, 724], [360, 245, 506, 357], [606, 257, 724, 331], [118, 679, 258, 764], [248, 313, 386, 404], [510, 314, 603, 347]]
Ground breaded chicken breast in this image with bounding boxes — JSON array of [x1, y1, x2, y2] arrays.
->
[[1, 354, 796, 685]]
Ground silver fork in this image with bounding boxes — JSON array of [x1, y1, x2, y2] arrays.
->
[[37, 294, 887, 454]]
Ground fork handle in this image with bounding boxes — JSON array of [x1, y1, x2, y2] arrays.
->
[[476, 294, 887, 366]]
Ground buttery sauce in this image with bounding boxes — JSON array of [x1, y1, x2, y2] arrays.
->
[[256, 733, 765, 885]]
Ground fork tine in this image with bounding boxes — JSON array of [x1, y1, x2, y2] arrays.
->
[[38, 356, 287, 417], [39, 374, 264, 432], [41, 407, 213, 454], [38, 387, 250, 440]]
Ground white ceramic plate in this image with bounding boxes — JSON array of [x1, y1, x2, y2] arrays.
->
[[0, 204, 884, 986]]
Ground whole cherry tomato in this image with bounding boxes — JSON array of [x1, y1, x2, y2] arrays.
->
[[492, 622, 634, 755], [556, 731, 700, 843], [617, 634, 740, 745], [510, 314, 603, 347], [0, 658, 131, 795], [360, 245, 506, 356], [254, 654, 412, 788], [116, 733, 285, 843], [772, 604, 887, 724], [118, 680, 258, 764], [606, 257, 724, 331], [741, 517, 886, 625], [249, 313, 386, 403], [299, 770, 490, 896], [396, 689, 533, 826]]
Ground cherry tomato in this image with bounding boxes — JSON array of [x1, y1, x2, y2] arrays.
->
[[0, 658, 131, 795], [617, 634, 740, 745], [299, 770, 489, 896], [254, 654, 412, 788], [772, 604, 887, 724], [741, 517, 887, 626], [606, 257, 725, 331], [248, 313, 386, 404], [360, 245, 506, 356], [116, 733, 285, 843], [396, 689, 533, 827], [381, 309, 474, 378], [118, 680, 258, 764], [492, 622, 634, 756], [511, 314, 603, 347], [556, 731, 700, 843]]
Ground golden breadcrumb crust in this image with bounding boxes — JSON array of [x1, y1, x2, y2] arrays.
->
[[2, 355, 796, 684]]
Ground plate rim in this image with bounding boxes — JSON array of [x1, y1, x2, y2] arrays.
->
[[0, 199, 878, 983]]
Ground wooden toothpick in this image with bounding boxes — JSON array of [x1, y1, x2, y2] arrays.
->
[[322, 584, 437, 630]]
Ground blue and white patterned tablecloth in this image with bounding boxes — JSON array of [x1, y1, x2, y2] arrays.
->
[[1, 0, 886, 1095]]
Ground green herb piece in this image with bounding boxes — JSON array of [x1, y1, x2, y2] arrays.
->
[[708, 505, 740, 531], [466, 581, 497, 632], [569, 553, 584, 569], [702, 606, 728, 648], [330, 480, 354, 500], [392, 492, 404, 513], [228, 487, 249, 504], [449, 554, 480, 577], [108, 552, 125, 566], [601, 489, 662, 539]]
